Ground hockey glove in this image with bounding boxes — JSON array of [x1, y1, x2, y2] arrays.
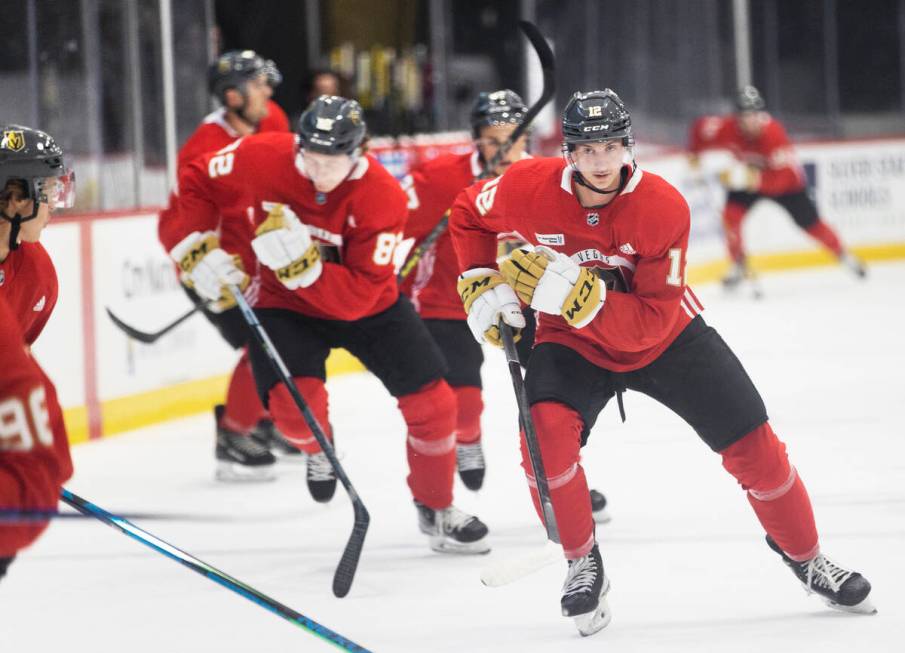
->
[[457, 268, 525, 347], [512, 246, 605, 328], [252, 203, 322, 290], [170, 231, 249, 312], [718, 163, 761, 192]]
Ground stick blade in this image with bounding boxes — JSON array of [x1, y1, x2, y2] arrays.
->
[[105, 307, 159, 343], [332, 507, 370, 598], [480, 541, 562, 587]]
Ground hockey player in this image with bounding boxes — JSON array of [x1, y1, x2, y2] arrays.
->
[[158, 50, 295, 482], [450, 90, 874, 635], [400, 90, 610, 521], [0, 125, 75, 580], [689, 85, 866, 288], [170, 95, 490, 553]]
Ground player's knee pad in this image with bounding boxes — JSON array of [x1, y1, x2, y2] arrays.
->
[[521, 401, 583, 483], [720, 422, 794, 497], [398, 379, 456, 447], [268, 376, 330, 451], [452, 385, 483, 443]]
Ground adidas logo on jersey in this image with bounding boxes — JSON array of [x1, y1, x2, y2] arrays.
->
[[33, 295, 45, 311], [619, 243, 636, 255]]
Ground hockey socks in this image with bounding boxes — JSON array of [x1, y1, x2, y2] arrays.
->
[[722, 202, 748, 263], [805, 221, 844, 257], [222, 351, 266, 434], [399, 380, 457, 510], [521, 401, 595, 560], [720, 422, 819, 561], [267, 376, 332, 453], [452, 385, 483, 445]]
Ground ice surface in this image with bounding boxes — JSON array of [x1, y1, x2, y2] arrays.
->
[[2, 263, 903, 652]]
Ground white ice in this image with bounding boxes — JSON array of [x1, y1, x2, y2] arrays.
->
[[2, 262, 904, 652]]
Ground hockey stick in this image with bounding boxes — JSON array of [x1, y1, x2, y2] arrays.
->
[[0, 508, 232, 523], [228, 285, 369, 599], [396, 19, 555, 283], [60, 489, 372, 652], [106, 304, 202, 344], [480, 322, 562, 587]]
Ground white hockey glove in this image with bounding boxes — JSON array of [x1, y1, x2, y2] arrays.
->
[[718, 162, 761, 192], [252, 203, 322, 290], [457, 268, 526, 347], [170, 231, 249, 312], [501, 246, 605, 328]]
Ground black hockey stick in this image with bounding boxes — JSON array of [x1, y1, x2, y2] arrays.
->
[[60, 489, 372, 652], [396, 19, 555, 283], [105, 304, 202, 344], [228, 285, 369, 599]]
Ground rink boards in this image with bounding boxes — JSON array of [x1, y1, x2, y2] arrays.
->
[[32, 136, 905, 444]]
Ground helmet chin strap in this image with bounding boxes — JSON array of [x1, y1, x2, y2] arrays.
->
[[2, 206, 39, 252]]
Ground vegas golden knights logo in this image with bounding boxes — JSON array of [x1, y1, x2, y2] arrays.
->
[[2, 130, 25, 152]]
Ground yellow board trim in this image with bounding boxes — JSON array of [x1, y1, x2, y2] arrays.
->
[[66, 243, 905, 445]]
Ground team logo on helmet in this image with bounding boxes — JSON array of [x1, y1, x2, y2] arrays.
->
[[1, 130, 25, 152]]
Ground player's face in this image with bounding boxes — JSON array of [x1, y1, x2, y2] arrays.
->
[[242, 74, 273, 124], [303, 150, 355, 192], [738, 111, 765, 138], [476, 124, 527, 176], [571, 140, 625, 190]]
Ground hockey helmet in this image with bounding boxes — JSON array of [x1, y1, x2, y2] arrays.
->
[[296, 95, 366, 156], [470, 90, 527, 138], [208, 50, 278, 102], [736, 85, 765, 112], [562, 89, 633, 149]]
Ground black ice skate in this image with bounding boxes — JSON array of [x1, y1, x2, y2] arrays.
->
[[840, 252, 868, 279], [414, 500, 490, 554], [252, 419, 304, 463], [561, 544, 612, 636], [456, 441, 486, 491], [214, 405, 276, 482], [590, 489, 611, 524], [766, 535, 876, 615], [306, 452, 337, 503]]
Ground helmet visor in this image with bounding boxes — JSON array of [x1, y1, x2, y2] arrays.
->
[[35, 169, 76, 210]]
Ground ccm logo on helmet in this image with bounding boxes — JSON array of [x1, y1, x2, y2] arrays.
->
[[582, 125, 611, 132]]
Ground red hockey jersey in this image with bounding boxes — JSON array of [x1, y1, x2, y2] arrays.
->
[[401, 151, 483, 319], [0, 242, 58, 346], [688, 114, 805, 196], [176, 132, 408, 320], [158, 103, 290, 273], [450, 157, 704, 371], [0, 292, 73, 557]]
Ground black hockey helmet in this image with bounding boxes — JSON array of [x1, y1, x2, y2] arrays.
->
[[296, 95, 367, 156], [562, 89, 633, 149], [470, 89, 527, 138], [736, 85, 765, 112], [1, 125, 74, 249], [208, 50, 277, 102]]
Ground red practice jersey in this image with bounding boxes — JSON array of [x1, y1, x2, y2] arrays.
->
[[450, 158, 705, 372], [401, 151, 484, 319], [0, 291, 73, 557], [158, 104, 290, 272], [0, 242, 58, 345], [688, 114, 805, 195], [177, 132, 408, 321]]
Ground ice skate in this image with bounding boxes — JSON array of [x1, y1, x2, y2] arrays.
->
[[561, 544, 612, 636], [214, 405, 277, 482], [456, 441, 486, 491], [840, 252, 867, 279], [306, 452, 337, 503], [252, 419, 304, 463], [589, 489, 612, 524], [766, 536, 876, 615], [414, 500, 490, 554], [722, 260, 763, 299]]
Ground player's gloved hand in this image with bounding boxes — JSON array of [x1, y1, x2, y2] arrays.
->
[[504, 246, 605, 328], [457, 268, 525, 347], [718, 163, 760, 192], [252, 203, 322, 290], [170, 231, 249, 312]]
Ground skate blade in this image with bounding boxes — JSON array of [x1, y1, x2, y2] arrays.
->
[[826, 595, 877, 615], [429, 535, 491, 555], [592, 507, 612, 524], [573, 595, 612, 637], [215, 461, 277, 483]]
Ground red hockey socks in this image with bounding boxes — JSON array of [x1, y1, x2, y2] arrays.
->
[[268, 376, 331, 454], [452, 385, 483, 445], [722, 202, 748, 263], [398, 380, 457, 510], [720, 422, 819, 561], [221, 351, 266, 434], [805, 221, 844, 257], [521, 401, 594, 560]]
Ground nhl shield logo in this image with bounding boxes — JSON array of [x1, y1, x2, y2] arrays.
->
[[586, 212, 600, 226], [2, 130, 25, 152]]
